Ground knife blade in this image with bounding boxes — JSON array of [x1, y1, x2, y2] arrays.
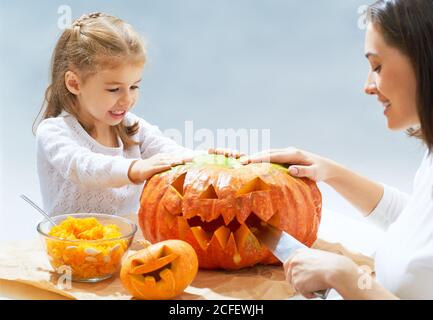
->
[[254, 222, 330, 299]]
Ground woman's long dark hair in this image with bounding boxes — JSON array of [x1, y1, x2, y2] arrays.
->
[[367, 0, 433, 152]]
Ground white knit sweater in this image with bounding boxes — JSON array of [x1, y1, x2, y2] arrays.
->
[[366, 150, 433, 299], [35, 111, 196, 217]]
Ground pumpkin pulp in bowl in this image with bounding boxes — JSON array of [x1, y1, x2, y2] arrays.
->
[[37, 213, 137, 283]]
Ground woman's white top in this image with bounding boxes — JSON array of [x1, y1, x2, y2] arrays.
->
[[366, 150, 433, 299], [36, 111, 196, 216]]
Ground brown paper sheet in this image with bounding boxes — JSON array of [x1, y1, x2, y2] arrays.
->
[[0, 212, 373, 300], [0, 236, 374, 300]]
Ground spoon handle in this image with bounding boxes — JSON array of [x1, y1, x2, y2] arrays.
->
[[20, 194, 58, 226]]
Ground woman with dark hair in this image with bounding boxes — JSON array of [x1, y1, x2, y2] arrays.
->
[[247, 0, 433, 299]]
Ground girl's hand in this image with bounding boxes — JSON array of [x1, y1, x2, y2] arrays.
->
[[284, 248, 359, 299], [128, 154, 192, 184], [245, 147, 338, 182], [208, 147, 245, 159]]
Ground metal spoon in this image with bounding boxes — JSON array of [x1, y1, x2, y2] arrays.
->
[[20, 194, 58, 226]]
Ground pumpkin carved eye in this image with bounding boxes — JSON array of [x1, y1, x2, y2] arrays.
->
[[138, 155, 322, 270], [199, 184, 219, 199], [171, 173, 186, 196], [236, 177, 271, 195]]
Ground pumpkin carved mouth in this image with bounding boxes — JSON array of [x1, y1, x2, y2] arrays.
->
[[138, 154, 322, 270], [170, 180, 280, 257], [185, 212, 266, 246], [137, 263, 172, 282], [169, 177, 284, 256], [129, 246, 178, 283], [187, 211, 263, 234]]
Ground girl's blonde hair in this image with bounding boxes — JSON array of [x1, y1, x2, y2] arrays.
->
[[33, 12, 146, 149]]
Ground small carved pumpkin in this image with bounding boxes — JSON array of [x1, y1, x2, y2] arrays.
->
[[120, 240, 198, 300]]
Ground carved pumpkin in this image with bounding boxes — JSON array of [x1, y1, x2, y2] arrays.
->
[[138, 154, 322, 270], [120, 239, 198, 300]]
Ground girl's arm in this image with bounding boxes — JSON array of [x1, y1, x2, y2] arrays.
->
[[37, 120, 136, 188]]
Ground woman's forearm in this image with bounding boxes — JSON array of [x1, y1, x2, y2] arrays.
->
[[341, 281, 399, 300], [329, 266, 398, 300], [324, 162, 384, 217]]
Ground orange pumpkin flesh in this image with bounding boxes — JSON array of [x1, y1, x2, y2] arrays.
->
[[138, 154, 322, 270], [120, 240, 198, 300]]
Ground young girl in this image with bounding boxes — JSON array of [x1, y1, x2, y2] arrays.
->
[[248, 0, 433, 299], [35, 13, 203, 216]]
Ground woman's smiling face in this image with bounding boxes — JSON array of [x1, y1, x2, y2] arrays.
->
[[364, 22, 419, 130]]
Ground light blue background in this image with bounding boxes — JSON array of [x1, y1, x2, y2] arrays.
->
[[0, 0, 425, 242]]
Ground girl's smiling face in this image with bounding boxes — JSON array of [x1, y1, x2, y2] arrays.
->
[[364, 23, 419, 130], [65, 63, 144, 130]]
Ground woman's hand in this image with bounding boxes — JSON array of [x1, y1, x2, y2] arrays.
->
[[128, 153, 192, 184], [284, 248, 359, 299], [246, 147, 338, 182], [208, 147, 245, 159], [248, 147, 383, 216], [285, 248, 399, 300]]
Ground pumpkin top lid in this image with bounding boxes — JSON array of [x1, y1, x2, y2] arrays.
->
[[192, 154, 244, 169]]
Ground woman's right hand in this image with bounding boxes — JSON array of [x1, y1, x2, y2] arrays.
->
[[245, 147, 338, 183], [128, 153, 192, 184]]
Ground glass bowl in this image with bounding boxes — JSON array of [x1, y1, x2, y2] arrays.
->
[[37, 213, 137, 283]]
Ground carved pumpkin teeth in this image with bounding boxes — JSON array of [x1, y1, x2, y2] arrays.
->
[[234, 224, 249, 249], [236, 224, 264, 256], [226, 232, 238, 251], [236, 194, 275, 224], [211, 225, 231, 249], [129, 276, 153, 296], [187, 214, 241, 235], [245, 212, 267, 229], [185, 212, 269, 251], [190, 226, 210, 250], [159, 268, 175, 285], [221, 209, 237, 226], [236, 210, 252, 224], [249, 190, 275, 222], [252, 206, 275, 223], [266, 210, 281, 229], [144, 275, 156, 285], [226, 233, 241, 265], [183, 199, 219, 222]]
